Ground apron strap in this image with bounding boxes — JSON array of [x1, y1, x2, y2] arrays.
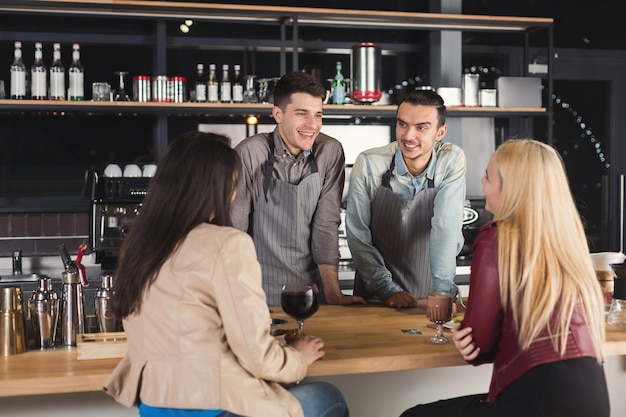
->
[[262, 139, 276, 203], [381, 155, 435, 189], [262, 136, 319, 202], [381, 157, 395, 188]]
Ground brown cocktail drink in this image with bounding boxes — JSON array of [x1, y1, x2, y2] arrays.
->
[[596, 270, 615, 312], [427, 292, 453, 323], [426, 292, 453, 344]]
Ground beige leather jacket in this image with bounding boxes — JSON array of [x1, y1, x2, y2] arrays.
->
[[103, 224, 308, 417]]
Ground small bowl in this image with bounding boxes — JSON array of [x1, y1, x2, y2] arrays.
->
[[103, 164, 122, 177], [123, 164, 142, 177]]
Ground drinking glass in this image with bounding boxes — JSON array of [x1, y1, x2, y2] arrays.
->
[[426, 292, 453, 344], [114, 71, 130, 101], [92, 82, 111, 101], [280, 283, 319, 339], [257, 76, 280, 104], [243, 75, 258, 103]]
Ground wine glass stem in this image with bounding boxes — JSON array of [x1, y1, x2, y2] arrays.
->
[[297, 320, 304, 338], [437, 324, 444, 339]]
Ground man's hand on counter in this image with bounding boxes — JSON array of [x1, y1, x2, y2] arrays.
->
[[326, 293, 366, 305], [413, 297, 458, 316], [385, 291, 418, 309], [319, 263, 366, 305]]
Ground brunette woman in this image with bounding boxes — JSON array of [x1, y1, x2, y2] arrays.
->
[[104, 131, 349, 417]]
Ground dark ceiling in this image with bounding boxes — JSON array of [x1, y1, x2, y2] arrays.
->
[[211, 0, 626, 50], [462, 0, 626, 50]]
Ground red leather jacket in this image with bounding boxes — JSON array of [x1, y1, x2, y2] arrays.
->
[[462, 222, 599, 402]]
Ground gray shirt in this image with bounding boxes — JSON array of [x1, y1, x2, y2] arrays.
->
[[232, 128, 345, 266]]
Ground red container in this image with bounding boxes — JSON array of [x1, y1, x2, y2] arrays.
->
[[152, 75, 170, 102], [133, 75, 151, 102], [169, 76, 186, 102]]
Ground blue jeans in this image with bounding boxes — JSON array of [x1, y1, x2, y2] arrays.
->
[[221, 381, 349, 417]]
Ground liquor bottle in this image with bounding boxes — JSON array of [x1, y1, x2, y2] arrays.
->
[[68, 43, 84, 100], [220, 64, 231, 103], [49, 43, 65, 100], [10, 41, 27, 100], [207, 63, 218, 103], [30, 42, 47, 100], [194, 63, 207, 102], [232, 64, 243, 103], [332, 61, 346, 105]]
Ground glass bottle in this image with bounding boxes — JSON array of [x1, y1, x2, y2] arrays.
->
[[68, 43, 84, 101], [31, 42, 47, 100], [332, 61, 346, 105], [232, 64, 243, 103], [49, 43, 65, 100], [207, 63, 218, 103], [220, 64, 231, 103], [10, 41, 27, 100], [194, 63, 207, 103]]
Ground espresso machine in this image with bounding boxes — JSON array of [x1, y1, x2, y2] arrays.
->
[[89, 167, 151, 270]]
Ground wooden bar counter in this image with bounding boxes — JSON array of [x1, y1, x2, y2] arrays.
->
[[2, 304, 626, 398]]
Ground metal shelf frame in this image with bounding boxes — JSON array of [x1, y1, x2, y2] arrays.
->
[[0, 1, 554, 211]]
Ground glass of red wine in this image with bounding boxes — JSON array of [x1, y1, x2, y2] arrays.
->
[[280, 283, 319, 339]]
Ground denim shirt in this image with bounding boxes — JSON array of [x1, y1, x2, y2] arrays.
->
[[345, 141, 466, 300]]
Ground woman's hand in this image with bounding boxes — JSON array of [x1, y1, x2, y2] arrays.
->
[[452, 322, 480, 361], [291, 335, 326, 365]]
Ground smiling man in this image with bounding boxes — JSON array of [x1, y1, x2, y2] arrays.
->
[[346, 90, 466, 309], [232, 71, 365, 307]]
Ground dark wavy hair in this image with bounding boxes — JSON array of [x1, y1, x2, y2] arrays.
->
[[272, 71, 327, 110], [112, 131, 240, 318], [398, 90, 447, 128]]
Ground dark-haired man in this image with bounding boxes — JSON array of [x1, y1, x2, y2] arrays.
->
[[232, 71, 365, 306], [346, 90, 466, 309]]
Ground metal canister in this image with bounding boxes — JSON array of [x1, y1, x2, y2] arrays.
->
[[94, 273, 120, 333], [0, 286, 26, 356], [462, 73, 480, 106], [350, 42, 382, 103], [59, 269, 85, 347], [133, 75, 151, 102], [152, 75, 171, 102], [169, 76, 186, 102]]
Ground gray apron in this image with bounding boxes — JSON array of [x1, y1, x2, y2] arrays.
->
[[251, 137, 323, 305], [354, 156, 436, 300]]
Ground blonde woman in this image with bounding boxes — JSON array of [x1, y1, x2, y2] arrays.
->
[[400, 139, 609, 417]]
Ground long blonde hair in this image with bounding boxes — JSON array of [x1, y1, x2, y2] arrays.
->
[[493, 139, 605, 360]]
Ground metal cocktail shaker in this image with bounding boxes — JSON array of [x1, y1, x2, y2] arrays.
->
[[94, 273, 120, 333], [60, 269, 85, 347], [29, 276, 59, 349]]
